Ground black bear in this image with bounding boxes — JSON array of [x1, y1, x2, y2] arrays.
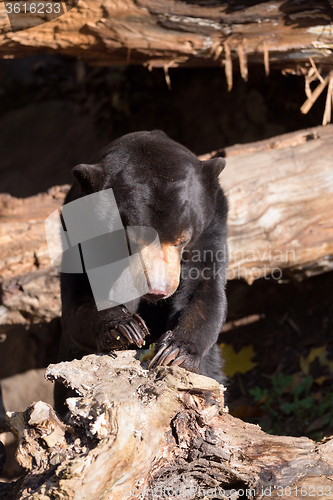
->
[[56, 131, 228, 411]]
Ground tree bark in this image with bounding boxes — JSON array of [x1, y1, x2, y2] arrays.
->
[[0, 0, 333, 73], [2, 352, 333, 500]]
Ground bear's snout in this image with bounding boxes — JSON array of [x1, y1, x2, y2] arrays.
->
[[143, 289, 169, 302], [138, 243, 181, 301]]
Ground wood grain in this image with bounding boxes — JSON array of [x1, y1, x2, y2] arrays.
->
[[0, 1, 333, 72], [219, 125, 333, 282], [3, 352, 333, 499]]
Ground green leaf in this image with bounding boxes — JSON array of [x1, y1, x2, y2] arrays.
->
[[280, 402, 296, 415]]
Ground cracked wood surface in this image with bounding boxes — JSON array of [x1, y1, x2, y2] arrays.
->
[[2, 352, 333, 499]]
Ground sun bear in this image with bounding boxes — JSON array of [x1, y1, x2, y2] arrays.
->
[[55, 131, 228, 412]]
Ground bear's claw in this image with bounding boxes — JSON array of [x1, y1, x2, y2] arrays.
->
[[133, 314, 150, 336], [149, 331, 199, 371], [118, 323, 143, 348], [110, 313, 149, 349], [170, 354, 187, 366], [149, 345, 180, 367]]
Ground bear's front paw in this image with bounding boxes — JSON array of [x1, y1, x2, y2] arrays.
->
[[103, 307, 149, 350], [148, 331, 200, 372]]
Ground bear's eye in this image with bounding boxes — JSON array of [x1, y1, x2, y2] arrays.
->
[[176, 239, 188, 248], [174, 231, 192, 248]]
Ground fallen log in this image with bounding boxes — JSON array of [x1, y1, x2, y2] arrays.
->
[[2, 352, 333, 500], [0, 185, 65, 379], [213, 125, 333, 283], [0, 0, 333, 75]]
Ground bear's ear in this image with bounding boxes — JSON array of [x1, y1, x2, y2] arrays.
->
[[72, 164, 104, 193], [201, 157, 226, 179]]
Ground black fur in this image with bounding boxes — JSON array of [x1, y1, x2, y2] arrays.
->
[[56, 131, 228, 413]]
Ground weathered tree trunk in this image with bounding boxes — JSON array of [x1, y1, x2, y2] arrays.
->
[[213, 125, 333, 283], [2, 352, 333, 499], [0, 185, 65, 338], [1, 0, 333, 73]]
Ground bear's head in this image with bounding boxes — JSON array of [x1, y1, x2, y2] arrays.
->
[[71, 131, 225, 303]]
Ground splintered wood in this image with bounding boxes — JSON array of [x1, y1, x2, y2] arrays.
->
[[238, 42, 248, 82], [301, 57, 333, 125]]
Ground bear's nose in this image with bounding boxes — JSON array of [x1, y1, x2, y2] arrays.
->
[[144, 289, 168, 302]]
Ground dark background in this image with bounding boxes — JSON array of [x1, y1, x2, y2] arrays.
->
[[0, 55, 326, 197]]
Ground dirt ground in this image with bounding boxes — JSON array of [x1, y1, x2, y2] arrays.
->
[[0, 55, 332, 455]]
